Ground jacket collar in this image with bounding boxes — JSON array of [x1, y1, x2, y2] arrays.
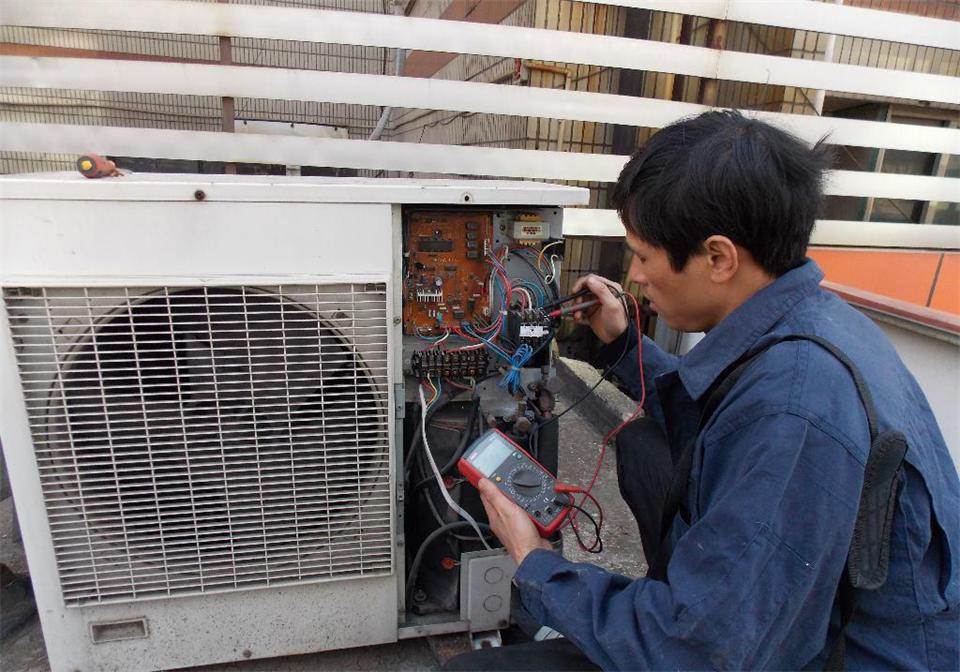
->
[[678, 258, 824, 400]]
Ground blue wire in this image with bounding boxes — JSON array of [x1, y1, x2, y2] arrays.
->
[[462, 323, 512, 362], [500, 343, 534, 394]]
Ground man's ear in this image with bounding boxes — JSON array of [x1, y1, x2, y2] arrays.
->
[[703, 235, 739, 283]]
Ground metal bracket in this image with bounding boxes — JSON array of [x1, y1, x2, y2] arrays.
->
[[394, 382, 405, 418], [470, 630, 503, 650]]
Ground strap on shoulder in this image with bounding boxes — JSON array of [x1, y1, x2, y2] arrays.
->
[[650, 334, 905, 671]]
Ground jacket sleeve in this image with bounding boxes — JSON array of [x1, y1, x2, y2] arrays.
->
[[597, 321, 678, 431], [513, 412, 863, 670]]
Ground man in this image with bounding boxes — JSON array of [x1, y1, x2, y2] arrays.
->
[[445, 111, 959, 670]]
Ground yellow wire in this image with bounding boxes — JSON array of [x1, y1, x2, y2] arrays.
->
[[537, 240, 563, 272]]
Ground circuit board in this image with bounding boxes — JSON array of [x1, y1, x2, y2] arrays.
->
[[402, 211, 494, 335]]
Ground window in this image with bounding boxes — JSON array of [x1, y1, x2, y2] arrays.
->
[[823, 103, 956, 226]]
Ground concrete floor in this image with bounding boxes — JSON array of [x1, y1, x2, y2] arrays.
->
[[0, 363, 643, 671]]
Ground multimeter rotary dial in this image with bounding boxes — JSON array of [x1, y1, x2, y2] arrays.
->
[[505, 464, 548, 504]]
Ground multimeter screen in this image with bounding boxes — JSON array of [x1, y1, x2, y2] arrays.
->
[[466, 432, 514, 477]]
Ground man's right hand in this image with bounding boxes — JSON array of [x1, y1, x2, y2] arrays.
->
[[569, 274, 629, 344]]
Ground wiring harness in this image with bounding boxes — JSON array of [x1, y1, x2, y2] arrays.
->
[[413, 244, 561, 393]]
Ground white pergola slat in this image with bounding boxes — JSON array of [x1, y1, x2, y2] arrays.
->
[[4, 56, 958, 155], [604, 1, 960, 51], [561, 208, 960, 249], [2, 0, 957, 248], [0, 122, 623, 182], [3, 0, 957, 104], [4, 122, 957, 204]]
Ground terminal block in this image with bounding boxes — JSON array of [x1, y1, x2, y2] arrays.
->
[[410, 348, 490, 379]]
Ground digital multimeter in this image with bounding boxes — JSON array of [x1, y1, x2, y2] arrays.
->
[[458, 429, 572, 537]]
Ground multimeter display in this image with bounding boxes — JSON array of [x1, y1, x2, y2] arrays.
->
[[459, 429, 571, 537], [468, 432, 515, 477]]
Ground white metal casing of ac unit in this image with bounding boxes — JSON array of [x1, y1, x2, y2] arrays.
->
[[0, 173, 588, 672]]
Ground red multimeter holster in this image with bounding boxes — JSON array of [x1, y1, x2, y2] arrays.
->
[[458, 428, 572, 537]]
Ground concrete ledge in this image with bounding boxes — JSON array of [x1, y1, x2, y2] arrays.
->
[[555, 356, 638, 434]]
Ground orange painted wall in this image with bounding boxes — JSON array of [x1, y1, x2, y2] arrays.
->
[[808, 248, 959, 316]]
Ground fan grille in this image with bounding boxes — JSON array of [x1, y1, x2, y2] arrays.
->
[[4, 284, 392, 606]]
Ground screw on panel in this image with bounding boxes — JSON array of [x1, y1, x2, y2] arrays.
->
[[194, 190, 206, 201], [393, 317, 402, 324], [242, 649, 252, 659]]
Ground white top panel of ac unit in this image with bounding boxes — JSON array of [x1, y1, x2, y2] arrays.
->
[[0, 173, 590, 206]]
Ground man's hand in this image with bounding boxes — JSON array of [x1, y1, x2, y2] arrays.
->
[[570, 274, 629, 344], [477, 478, 553, 565]]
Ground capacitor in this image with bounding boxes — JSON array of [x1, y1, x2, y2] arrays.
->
[[434, 277, 443, 287]]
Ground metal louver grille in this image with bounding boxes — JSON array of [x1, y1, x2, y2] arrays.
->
[[4, 284, 392, 606]]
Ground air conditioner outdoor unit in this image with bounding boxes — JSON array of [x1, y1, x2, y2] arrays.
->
[[0, 173, 587, 671]]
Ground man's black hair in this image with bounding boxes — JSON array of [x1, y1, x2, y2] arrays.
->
[[611, 110, 834, 276]]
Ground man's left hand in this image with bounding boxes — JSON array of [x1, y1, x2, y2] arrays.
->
[[477, 478, 553, 565]]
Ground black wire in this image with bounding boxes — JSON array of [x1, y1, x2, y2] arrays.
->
[[538, 296, 633, 429], [403, 392, 452, 475], [408, 392, 491, 540], [567, 502, 603, 554], [405, 520, 494, 605], [405, 373, 498, 485], [528, 421, 539, 459], [437, 396, 480, 475], [411, 395, 479, 493], [416, 476, 493, 541], [510, 249, 561, 302]]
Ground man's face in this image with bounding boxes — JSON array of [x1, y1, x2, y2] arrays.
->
[[625, 231, 719, 332]]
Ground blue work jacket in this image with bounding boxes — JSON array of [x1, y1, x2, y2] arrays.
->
[[514, 260, 960, 670]]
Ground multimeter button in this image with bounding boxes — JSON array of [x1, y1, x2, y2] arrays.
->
[[534, 511, 541, 518], [545, 506, 553, 514], [514, 453, 522, 459]]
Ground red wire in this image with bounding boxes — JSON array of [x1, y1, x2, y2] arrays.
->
[[445, 378, 474, 391], [561, 293, 647, 534], [453, 326, 479, 342]]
